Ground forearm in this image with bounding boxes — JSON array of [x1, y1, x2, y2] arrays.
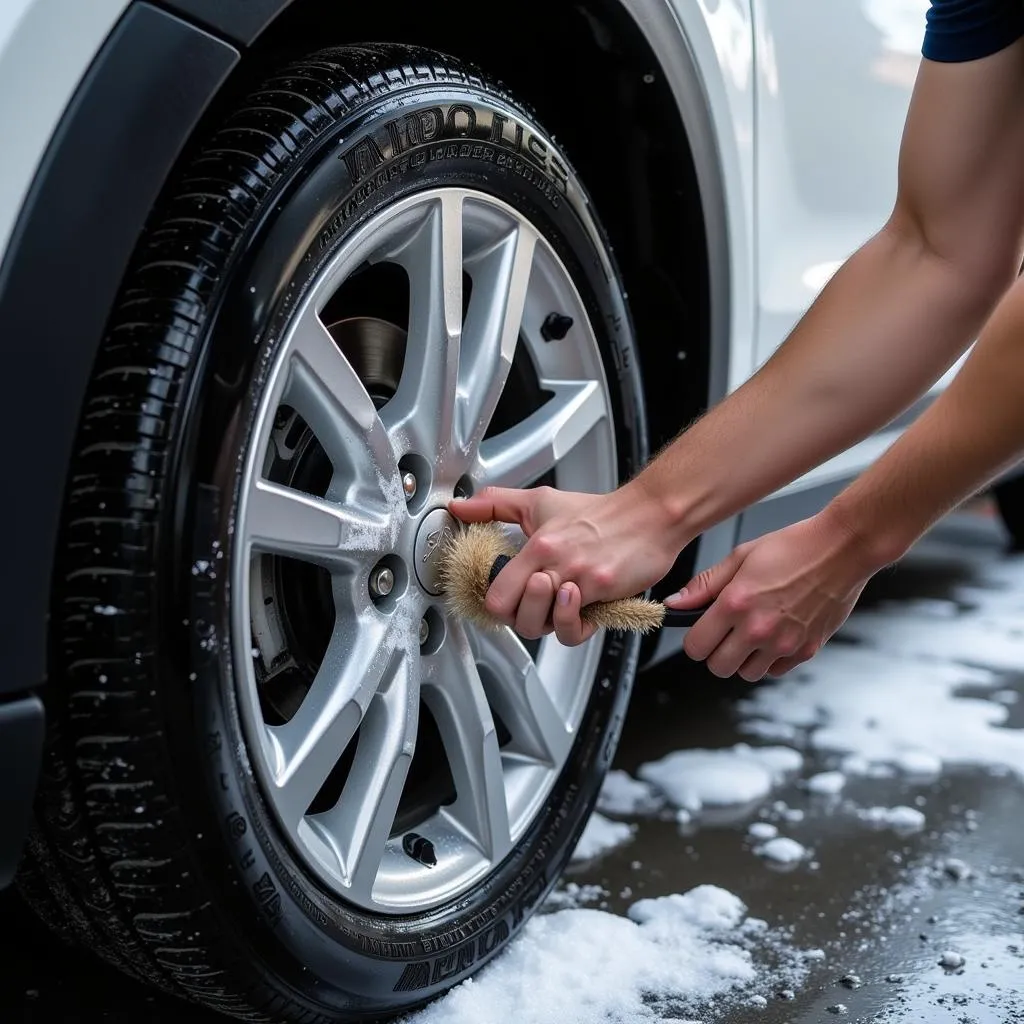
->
[[630, 221, 1007, 545], [827, 275, 1024, 570]]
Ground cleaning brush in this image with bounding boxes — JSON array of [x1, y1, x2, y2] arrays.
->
[[438, 521, 708, 634]]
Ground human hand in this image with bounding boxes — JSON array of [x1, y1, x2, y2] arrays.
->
[[665, 511, 877, 681], [448, 484, 686, 645]]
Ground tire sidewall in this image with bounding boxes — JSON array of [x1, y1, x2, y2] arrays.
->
[[178, 83, 646, 1013]]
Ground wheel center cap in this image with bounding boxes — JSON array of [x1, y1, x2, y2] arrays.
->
[[414, 508, 458, 596]]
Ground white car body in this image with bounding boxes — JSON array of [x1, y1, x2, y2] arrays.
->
[[0, 0, 941, 675]]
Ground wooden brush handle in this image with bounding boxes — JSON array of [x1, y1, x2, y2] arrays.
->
[[659, 606, 710, 628]]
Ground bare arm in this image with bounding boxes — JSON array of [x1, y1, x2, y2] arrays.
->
[[452, 42, 1024, 644], [672, 270, 1024, 681], [636, 43, 1024, 545], [832, 274, 1024, 566]]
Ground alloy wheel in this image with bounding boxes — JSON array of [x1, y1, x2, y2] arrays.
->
[[232, 188, 617, 912]]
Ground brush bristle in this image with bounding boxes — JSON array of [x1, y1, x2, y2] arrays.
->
[[582, 597, 666, 634], [438, 522, 518, 630]]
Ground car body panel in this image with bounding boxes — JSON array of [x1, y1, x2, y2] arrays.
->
[[751, 0, 926, 369], [0, 0, 130, 262], [664, 0, 757, 396]]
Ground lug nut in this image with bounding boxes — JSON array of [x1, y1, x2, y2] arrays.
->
[[402, 471, 418, 500], [369, 565, 395, 599], [419, 617, 430, 646]]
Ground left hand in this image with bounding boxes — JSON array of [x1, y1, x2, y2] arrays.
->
[[665, 511, 878, 681]]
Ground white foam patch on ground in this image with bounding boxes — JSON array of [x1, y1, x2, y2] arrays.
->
[[637, 744, 803, 815], [734, 548, 1024, 786], [737, 717, 800, 743], [571, 813, 635, 863], [596, 769, 664, 817], [405, 886, 809, 1024], [841, 604, 1024, 673], [754, 837, 807, 865], [806, 770, 846, 795], [857, 805, 926, 832], [738, 641, 1024, 780], [542, 882, 608, 912]]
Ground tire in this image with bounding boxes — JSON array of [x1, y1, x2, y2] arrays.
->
[[993, 473, 1024, 549], [20, 44, 646, 1021]]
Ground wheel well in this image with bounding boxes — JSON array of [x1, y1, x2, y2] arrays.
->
[[193, 0, 713, 467]]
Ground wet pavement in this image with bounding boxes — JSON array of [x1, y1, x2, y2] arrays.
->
[[2, 506, 1023, 1023]]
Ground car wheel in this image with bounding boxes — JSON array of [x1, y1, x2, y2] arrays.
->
[[19, 44, 646, 1020]]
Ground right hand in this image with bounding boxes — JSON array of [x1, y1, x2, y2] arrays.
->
[[449, 483, 686, 644]]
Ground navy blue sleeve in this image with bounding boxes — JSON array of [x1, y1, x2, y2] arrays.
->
[[923, 0, 1024, 62]]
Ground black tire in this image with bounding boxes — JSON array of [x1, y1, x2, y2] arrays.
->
[[993, 473, 1024, 549], [19, 44, 646, 1021]]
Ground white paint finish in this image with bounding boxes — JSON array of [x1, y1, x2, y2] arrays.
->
[[0, 0, 130, 264], [667, 0, 758, 393], [750, 0, 927, 370]]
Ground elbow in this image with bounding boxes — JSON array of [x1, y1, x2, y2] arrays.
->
[[883, 204, 1022, 320]]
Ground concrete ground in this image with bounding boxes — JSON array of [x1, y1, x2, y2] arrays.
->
[[2, 504, 1022, 1022]]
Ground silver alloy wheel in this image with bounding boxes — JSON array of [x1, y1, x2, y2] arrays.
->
[[232, 188, 617, 912]]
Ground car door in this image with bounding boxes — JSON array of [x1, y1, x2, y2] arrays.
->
[[750, 0, 927, 369]]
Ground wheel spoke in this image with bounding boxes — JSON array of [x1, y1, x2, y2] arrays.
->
[[380, 193, 463, 456], [422, 622, 511, 861], [245, 478, 392, 570], [285, 307, 398, 488], [455, 222, 537, 454], [470, 626, 572, 767], [309, 649, 418, 897], [265, 618, 397, 831], [476, 380, 607, 490]]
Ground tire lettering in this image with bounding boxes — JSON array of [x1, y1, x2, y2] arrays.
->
[[226, 811, 247, 839], [550, 155, 569, 195], [326, 108, 565, 252], [394, 962, 431, 992], [512, 874, 546, 928], [343, 134, 386, 183], [489, 111, 508, 144], [431, 945, 475, 985], [252, 872, 283, 926], [445, 103, 477, 137], [393, 920, 512, 993], [386, 106, 444, 156], [478, 919, 509, 956], [359, 937, 418, 957], [527, 134, 547, 162]]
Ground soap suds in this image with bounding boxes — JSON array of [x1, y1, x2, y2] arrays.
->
[[637, 744, 803, 815], [406, 885, 808, 1024], [572, 813, 635, 863]]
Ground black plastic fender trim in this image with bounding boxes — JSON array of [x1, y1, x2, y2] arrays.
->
[[158, 0, 296, 45], [0, 3, 238, 700]]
